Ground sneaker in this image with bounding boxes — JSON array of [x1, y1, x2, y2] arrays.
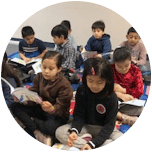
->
[[81, 133, 92, 142], [34, 130, 52, 146], [121, 114, 138, 126]]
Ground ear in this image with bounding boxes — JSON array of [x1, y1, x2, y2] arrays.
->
[[126, 35, 128, 39], [58, 66, 62, 73]]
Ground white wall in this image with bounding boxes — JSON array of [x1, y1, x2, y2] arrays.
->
[[12, 1, 131, 50]]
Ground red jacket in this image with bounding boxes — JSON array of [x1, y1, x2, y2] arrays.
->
[[111, 64, 143, 98]]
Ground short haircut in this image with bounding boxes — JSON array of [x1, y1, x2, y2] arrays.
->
[[92, 20, 105, 31], [21, 26, 35, 38], [61, 20, 71, 31], [42, 51, 63, 69], [113, 47, 131, 62], [51, 24, 68, 39], [82, 57, 114, 97], [127, 27, 138, 35]]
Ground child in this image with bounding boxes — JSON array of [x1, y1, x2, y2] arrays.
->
[[119, 27, 147, 73], [61, 20, 77, 51], [85, 20, 111, 59], [111, 47, 143, 125], [1, 52, 21, 107], [51, 24, 77, 70], [55, 57, 122, 150], [19, 26, 47, 63], [10, 51, 73, 146]]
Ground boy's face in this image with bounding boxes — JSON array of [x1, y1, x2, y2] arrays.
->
[[86, 75, 106, 93], [92, 28, 104, 39], [126, 32, 140, 46], [115, 59, 131, 74], [53, 35, 65, 45], [24, 35, 35, 44]]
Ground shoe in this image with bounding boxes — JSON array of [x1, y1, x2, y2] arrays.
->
[[121, 114, 138, 126], [34, 130, 52, 146]]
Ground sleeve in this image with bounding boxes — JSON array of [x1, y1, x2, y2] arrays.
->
[[126, 68, 143, 98], [29, 74, 40, 94], [85, 37, 93, 51], [53, 82, 73, 117], [136, 43, 147, 65], [37, 39, 46, 53], [90, 94, 118, 148], [62, 47, 76, 69], [102, 39, 112, 59], [119, 41, 126, 47], [71, 86, 87, 133], [19, 41, 23, 52]]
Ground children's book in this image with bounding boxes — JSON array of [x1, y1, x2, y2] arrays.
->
[[10, 57, 41, 66], [118, 99, 146, 107], [32, 59, 42, 74], [81, 51, 97, 60], [1, 77, 42, 104]]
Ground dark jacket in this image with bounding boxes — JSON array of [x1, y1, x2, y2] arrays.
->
[[71, 85, 118, 148], [85, 34, 111, 59], [29, 72, 73, 119]]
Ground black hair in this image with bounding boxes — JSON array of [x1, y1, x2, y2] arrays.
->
[[21, 26, 35, 38], [61, 20, 71, 31], [51, 24, 68, 39], [1, 52, 21, 87], [127, 27, 138, 35], [82, 57, 114, 97], [113, 47, 131, 63], [42, 51, 63, 69], [92, 20, 105, 31]]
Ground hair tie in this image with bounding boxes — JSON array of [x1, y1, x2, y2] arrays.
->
[[91, 67, 95, 75]]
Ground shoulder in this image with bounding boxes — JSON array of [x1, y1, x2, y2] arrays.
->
[[19, 39, 26, 45], [107, 92, 118, 106], [35, 38, 44, 44], [119, 41, 128, 46], [130, 64, 141, 74]]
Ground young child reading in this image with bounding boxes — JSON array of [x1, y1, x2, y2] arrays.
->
[[85, 20, 111, 59], [19, 26, 47, 63], [51, 24, 77, 70], [10, 51, 73, 146], [55, 57, 122, 150], [119, 27, 147, 73], [111, 47, 143, 125], [61, 20, 77, 51]]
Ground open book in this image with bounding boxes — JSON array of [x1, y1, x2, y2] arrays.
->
[[10, 57, 41, 66], [32, 59, 42, 74], [81, 51, 97, 60], [118, 99, 146, 107], [1, 77, 42, 104]]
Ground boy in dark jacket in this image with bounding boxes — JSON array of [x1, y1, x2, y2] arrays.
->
[[85, 20, 111, 59]]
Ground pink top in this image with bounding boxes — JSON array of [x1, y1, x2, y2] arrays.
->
[[119, 41, 147, 65]]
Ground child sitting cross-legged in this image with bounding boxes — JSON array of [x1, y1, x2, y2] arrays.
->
[[10, 51, 73, 146], [111, 47, 143, 126], [55, 57, 122, 150]]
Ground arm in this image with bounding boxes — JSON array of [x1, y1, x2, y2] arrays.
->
[[85, 37, 93, 51], [114, 83, 126, 94], [136, 43, 147, 65], [19, 52, 32, 63], [53, 82, 73, 117], [71, 86, 87, 133], [102, 39, 111, 59], [126, 68, 143, 98], [89, 94, 118, 148]]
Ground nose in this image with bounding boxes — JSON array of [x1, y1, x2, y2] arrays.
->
[[44, 68, 49, 73]]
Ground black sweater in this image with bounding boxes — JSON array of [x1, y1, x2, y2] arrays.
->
[[71, 85, 118, 148]]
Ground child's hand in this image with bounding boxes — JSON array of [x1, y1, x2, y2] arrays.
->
[[24, 57, 32, 63], [122, 94, 134, 102], [80, 144, 92, 151], [96, 54, 102, 58], [68, 132, 78, 147], [41, 101, 55, 113]]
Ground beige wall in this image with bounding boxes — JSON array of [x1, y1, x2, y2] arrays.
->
[[13, 1, 131, 50]]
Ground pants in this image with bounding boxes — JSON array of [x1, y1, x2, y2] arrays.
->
[[10, 103, 67, 136], [55, 123, 123, 148]]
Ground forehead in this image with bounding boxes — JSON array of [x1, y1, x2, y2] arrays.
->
[[87, 75, 104, 81], [92, 28, 103, 31], [115, 59, 131, 66], [128, 32, 139, 37], [24, 35, 34, 39], [42, 58, 56, 66]]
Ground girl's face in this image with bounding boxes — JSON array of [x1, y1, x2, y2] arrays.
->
[[86, 75, 106, 93], [115, 59, 131, 74], [41, 58, 61, 81]]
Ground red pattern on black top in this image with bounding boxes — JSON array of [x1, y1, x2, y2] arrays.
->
[[111, 64, 143, 98]]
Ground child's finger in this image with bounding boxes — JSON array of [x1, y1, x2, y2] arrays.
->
[[67, 138, 73, 147]]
